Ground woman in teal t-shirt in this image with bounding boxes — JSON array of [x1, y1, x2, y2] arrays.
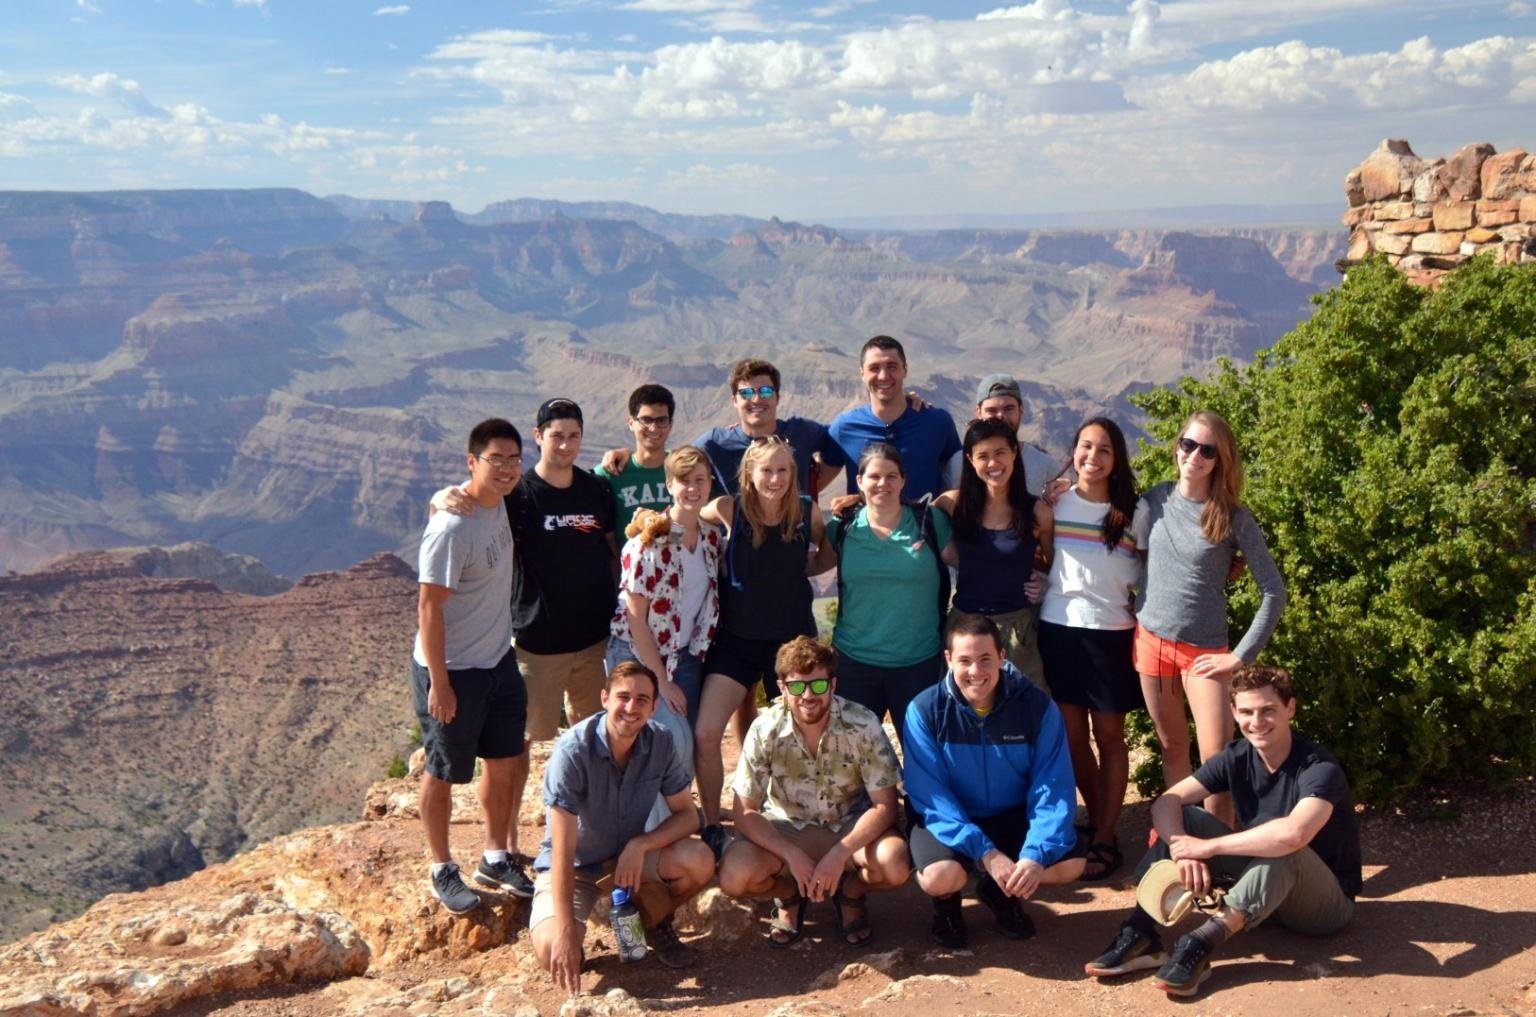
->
[[827, 442, 956, 746]]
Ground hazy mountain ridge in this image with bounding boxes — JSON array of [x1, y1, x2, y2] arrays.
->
[[0, 188, 1345, 575]]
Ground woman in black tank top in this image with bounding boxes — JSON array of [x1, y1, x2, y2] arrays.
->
[[691, 437, 834, 854]]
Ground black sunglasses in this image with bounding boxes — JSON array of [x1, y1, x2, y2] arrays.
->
[[783, 677, 831, 696], [1177, 437, 1218, 461]]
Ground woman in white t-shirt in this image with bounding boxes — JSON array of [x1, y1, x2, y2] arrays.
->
[[1039, 417, 1141, 880]]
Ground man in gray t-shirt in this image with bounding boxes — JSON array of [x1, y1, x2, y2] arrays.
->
[[411, 418, 534, 915]]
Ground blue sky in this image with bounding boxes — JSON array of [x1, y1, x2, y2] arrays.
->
[[0, 1, 1531, 218]]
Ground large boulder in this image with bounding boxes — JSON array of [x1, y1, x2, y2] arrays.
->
[[0, 893, 368, 1017], [1434, 142, 1495, 201], [1358, 139, 1424, 201], [1481, 149, 1529, 200]]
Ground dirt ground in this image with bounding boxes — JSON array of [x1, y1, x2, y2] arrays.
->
[[166, 773, 1536, 1017]]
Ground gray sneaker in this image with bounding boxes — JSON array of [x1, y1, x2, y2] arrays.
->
[[430, 862, 482, 915], [474, 856, 535, 899]]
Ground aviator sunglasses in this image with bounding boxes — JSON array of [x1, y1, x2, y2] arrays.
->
[[1177, 436, 1218, 461], [783, 677, 831, 696]]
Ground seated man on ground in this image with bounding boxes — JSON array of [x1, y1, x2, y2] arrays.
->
[[718, 635, 911, 947], [903, 612, 1084, 948], [529, 661, 717, 996], [1084, 664, 1361, 997]]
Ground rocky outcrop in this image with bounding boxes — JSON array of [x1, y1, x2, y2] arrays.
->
[[40, 542, 291, 594], [1340, 139, 1536, 283]]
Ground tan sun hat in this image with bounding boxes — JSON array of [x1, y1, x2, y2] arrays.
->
[[1136, 859, 1198, 926]]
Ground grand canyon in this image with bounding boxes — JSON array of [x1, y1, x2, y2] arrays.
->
[[0, 189, 1347, 948]]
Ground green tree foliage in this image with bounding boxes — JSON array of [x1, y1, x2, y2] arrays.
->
[[386, 755, 408, 780], [1130, 256, 1536, 803]]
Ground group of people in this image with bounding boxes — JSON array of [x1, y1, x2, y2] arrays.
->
[[407, 335, 1362, 999]]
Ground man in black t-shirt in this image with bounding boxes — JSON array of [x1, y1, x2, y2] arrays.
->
[[1084, 666, 1361, 998], [509, 398, 619, 747]]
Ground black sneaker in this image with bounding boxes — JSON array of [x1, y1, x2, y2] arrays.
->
[[974, 876, 1035, 940], [930, 893, 968, 949], [1084, 921, 1166, 977], [701, 824, 730, 864], [650, 917, 696, 969], [474, 856, 535, 899], [429, 862, 481, 915], [1153, 933, 1214, 996]]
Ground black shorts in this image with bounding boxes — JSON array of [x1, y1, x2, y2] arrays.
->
[[411, 646, 526, 784], [908, 809, 1034, 874], [1040, 622, 1140, 715], [703, 629, 796, 696]]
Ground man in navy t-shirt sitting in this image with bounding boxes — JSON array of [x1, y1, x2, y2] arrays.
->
[[1084, 665, 1362, 997]]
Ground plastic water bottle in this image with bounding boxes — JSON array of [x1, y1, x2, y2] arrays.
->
[[610, 887, 647, 963]]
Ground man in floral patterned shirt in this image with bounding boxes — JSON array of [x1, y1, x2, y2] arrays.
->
[[717, 636, 911, 947]]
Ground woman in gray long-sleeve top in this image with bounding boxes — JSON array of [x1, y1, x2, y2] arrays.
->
[[1131, 411, 1286, 826]]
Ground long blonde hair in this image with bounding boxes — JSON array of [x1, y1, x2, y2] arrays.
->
[[1179, 410, 1244, 544], [738, 436, 803, 547], [625, 445, 711, 544]]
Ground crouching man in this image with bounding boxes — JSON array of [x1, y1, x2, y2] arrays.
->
[[1084, 665, 1361, 997], [903, 613, 1084, 948], [718, 636, 910, 947], [530, 661, 716, 995]]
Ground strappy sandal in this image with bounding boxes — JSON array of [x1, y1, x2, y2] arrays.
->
[[1082, 840, 1124, 881], [767, 893, 808, 948], [832, 874, 873, 947]]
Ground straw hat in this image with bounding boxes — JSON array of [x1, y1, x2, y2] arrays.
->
[[1136, 859, 1199, 926]]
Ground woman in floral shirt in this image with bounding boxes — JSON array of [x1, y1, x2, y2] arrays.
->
[[607, 446, 722, 777]]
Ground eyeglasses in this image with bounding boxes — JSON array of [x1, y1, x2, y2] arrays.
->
[[736, 385, 776, 400], [475, 454, 523, 471], [1177, 437, 1218, 461], [751, 433, 791, 446], [783, 677, 831, 696], [633, 415, 671, 429]]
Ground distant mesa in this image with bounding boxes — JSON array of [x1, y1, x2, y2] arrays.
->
[[1339, 138, 1536, 283], [39, 541, 292, 595]]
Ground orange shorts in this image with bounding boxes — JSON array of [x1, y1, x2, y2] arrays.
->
[[1133, 624, 1228, 679]]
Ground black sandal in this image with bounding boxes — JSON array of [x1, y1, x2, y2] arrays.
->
[[1082, 840, 1123, 881], [767, 894, 808, 948], [832, 874, 873, 946]]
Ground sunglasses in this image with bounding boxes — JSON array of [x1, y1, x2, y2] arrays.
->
[[737, 385, 777, 400], [783, 677, 831, 696], [1177, 437, 1218, 461]]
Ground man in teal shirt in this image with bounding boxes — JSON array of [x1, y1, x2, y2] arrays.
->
[[595, 384, 675, 532]]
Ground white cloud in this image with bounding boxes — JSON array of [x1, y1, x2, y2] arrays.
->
[[324, 67, 353, 75], [233, 0, 267, 7], [373, 4, 410, 14], [808, 0, 874, 17], [1127, 35, 1536, 113], [1505, 1, 1533, 15], [54, 72, 167, 118], [75, 0, 102, 14]]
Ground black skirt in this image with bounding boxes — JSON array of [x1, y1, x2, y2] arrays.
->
[[1040, 622, 1141, 715]]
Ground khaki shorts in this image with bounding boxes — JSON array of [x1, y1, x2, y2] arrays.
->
[[767, 816, 862, 874], [529, 851, 665, 931], [520, 640, 609, 741]]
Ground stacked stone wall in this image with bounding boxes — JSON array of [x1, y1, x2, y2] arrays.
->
[[1341, 138, 1536, 283]]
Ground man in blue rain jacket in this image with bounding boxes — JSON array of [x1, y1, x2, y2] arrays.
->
[[903, 612, 1085, 948]]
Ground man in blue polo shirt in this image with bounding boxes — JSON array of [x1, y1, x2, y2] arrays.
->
[[828, 336, 961, 501], [529, 660, 716, 995]]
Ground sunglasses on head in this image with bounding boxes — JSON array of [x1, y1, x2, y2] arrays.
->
[[737, 385, 776, 400], [1177, 437, 1218, 461], [783, 677, 831, 696]]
